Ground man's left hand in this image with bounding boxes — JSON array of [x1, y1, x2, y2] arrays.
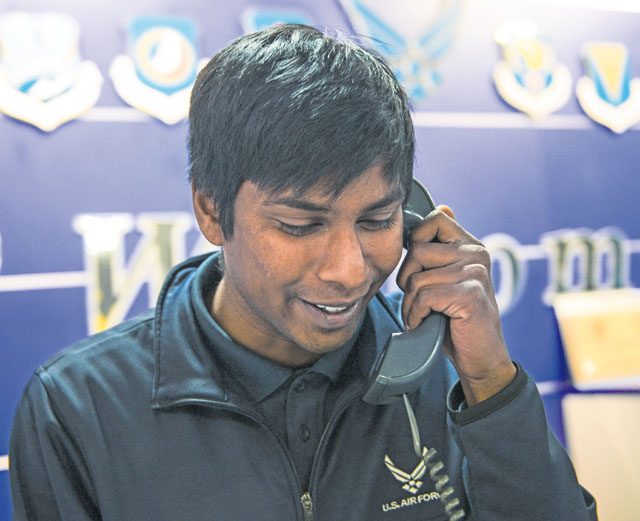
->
[[396, 205, 516, 406]]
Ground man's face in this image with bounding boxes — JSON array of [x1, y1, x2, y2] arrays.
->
[[212, 164, 404, 367]]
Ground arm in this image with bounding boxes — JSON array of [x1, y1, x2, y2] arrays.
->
[[447, 363, 597, 520], [397, 207, 596, 520], [10, 372, 100, 521]]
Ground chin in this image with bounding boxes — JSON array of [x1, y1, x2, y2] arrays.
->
[[301, 324, 362, 354]]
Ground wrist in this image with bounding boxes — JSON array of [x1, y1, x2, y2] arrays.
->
[[459, 360, 517, 407]]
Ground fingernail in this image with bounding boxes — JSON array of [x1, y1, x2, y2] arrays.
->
[[404, 319, 412, 331]]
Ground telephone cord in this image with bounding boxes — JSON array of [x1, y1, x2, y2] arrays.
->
[[402, 394, 466, 521]]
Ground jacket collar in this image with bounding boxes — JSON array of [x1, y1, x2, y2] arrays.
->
[[151, 252, 402, 409]]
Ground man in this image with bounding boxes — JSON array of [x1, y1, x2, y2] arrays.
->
[[10, 24, 596, 520]]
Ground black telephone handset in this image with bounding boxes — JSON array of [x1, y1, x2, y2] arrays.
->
[[363, 179, 447, 405]]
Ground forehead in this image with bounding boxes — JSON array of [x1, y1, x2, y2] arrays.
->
[[259, 166, 405, 208]]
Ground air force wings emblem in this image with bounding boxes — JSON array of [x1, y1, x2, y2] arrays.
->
[[339, 0, 462, 103], [493, 20, 572, 120], [110, 17, 206, 125], [384, 447, 428, 494], [576, 42, 640, 134], [241, 6, 314, 34], [0, 12, 103, 132]]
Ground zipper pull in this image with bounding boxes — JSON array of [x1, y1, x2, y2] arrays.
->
[[301, 491, 314, 521]]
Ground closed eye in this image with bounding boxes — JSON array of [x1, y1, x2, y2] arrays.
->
[[277, 222, 322, 237], [359, 213, 398, 232], [277, 211, 398, 237]]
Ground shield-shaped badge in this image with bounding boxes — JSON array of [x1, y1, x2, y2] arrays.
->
[[0, 12, 103, 132], [493, 20, 572, 120], [110, 16, 206, 125], [339, 0, 462, 103], [241, 7, 313, 34], [576, 42, 640, 134]]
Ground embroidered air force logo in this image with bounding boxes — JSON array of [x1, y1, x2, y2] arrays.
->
[[384, 447, 428, 494], [0, 12, 103, 132], [110, 16, 207, 125], [241, 6, 314, 34], [339, 0, 462, 103], [492, 20, 572, 120], [576, 42, 640, 134]]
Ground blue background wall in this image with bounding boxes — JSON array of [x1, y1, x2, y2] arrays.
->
[[1, 0, 639, 518]]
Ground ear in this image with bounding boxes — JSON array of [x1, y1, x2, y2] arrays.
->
[[192, 181, 225, 246]]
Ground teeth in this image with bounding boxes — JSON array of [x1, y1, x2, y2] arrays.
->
[[315, 304, 349, 313]]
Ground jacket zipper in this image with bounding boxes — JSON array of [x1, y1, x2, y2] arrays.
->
[[301, 491, 314, 521], [304, 392, 364, 518], [164, 390, 364, 521]]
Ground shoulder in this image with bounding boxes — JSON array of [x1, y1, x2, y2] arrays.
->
[[31, 310, 156, 406]]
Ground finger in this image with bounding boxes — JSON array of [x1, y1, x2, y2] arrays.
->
[[397, 243, 459, 289], [437, 204, 455, 220], [397, 242, 491, 290], [401, 263, 491, 325], [407, 208, 470, 246], [405, 279, 491, 330]]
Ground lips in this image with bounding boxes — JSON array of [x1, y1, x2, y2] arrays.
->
[[298, 298, 363, 330]]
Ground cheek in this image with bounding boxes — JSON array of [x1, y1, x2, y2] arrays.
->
[[378, 228, 402, 264], [368, 231, 404, 274], [385, 242, 404, 273], [227, 228, 310, 285]]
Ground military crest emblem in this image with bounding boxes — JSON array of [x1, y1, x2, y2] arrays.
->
[[493, 20, 572, 120], [339, 0, 462, 103], [384, 447, 428, 494], [109, 17, 206, 125], [241, 6, 313, 34], [0, 12, 103, 132], [576, 42, 640, 134]]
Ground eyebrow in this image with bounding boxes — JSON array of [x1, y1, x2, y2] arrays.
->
[[265, 185, 405, 214]]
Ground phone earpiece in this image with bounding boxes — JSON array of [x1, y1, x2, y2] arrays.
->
[[402, 177, 436, 247], [402, 210, 423, 249]]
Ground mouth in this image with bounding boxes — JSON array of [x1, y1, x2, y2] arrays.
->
[[299, 298, 364, 330], [312, 303, 353, 314]]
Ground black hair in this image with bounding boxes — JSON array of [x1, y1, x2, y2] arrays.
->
[[188, 23, 414, 238]]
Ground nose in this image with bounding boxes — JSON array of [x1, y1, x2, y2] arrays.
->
[[317, 227, 370, 291]]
